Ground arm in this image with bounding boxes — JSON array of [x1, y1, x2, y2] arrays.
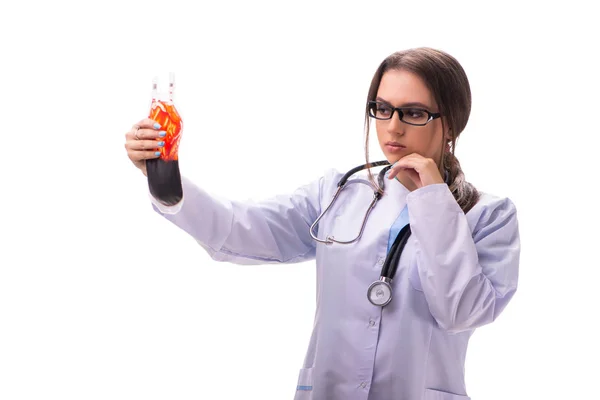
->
[[407, 184, 520, 333], [150, 174, 325, 265]]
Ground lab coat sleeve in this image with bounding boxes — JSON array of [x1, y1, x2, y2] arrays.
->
[[149, 174, 325, 265], [407, 183, 520, 333]]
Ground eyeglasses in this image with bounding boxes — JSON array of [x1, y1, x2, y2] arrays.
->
[[367, 101, 441, 126]]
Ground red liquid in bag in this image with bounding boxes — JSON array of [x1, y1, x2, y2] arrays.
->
[[146, 100, 183, 206]]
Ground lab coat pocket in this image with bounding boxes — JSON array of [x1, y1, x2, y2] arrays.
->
[[424, 388, 471, 400], [293, 367, 314, 400]]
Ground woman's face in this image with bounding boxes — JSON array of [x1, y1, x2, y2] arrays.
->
[[374, 69, 446, 165]]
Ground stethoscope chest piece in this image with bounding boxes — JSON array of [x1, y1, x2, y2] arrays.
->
[[367, 277, 393, 307]]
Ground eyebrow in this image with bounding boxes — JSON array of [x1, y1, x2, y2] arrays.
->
[[375, 97, 432, 110]]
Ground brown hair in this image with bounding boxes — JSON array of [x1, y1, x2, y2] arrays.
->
[[364, 47, 480, 214]]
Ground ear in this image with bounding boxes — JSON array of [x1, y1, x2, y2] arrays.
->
[[444, 131, 453, 153], [444, 127, 452, 141]]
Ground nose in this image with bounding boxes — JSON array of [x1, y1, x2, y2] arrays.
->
[[386, 110, 405, 136]]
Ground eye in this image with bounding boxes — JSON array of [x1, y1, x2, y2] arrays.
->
[[376, 104, 392, 116], [406, 109, 425, 119]]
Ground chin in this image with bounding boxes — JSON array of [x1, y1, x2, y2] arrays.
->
[[383, 154, 402, 164]]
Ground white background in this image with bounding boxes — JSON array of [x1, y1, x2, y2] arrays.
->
[[1, 1, 599, 399]]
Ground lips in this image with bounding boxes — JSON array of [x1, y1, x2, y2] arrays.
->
[[386, 142, 405, 148], [384, 141, 406, 154]]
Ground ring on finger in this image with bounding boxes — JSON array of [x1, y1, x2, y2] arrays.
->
[[134, 126, 141, 140]]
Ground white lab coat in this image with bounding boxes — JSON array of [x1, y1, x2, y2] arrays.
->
[[150, 167, 520, 400]]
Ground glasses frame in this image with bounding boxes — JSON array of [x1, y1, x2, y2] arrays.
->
[[367, 101, 441, 126]]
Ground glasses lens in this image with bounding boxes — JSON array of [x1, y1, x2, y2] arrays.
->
[[401, 108, 429, 125], [369, 102, 393, 119]]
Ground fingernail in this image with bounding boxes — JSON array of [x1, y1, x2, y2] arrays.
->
[[158, 141, 165, 146], [158, 131, 166, 137], [153, 123, 161, 129], [155, 151, 161, 156]]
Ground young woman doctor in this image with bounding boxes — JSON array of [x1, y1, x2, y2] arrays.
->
[[124, 47, 520, 400]]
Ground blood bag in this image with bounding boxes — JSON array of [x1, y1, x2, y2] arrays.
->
[[146, 73, 183, 206]]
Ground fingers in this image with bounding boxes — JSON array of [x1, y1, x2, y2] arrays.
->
[[403, 168, 421, 184], [388, 154, 432, 179], [126, 147, 162, 162], [124, 119, 165, 173], [388, 165, 421, 188], [133, 118, 162, 130], [388, 154, 444, 187], [125, 119, 165, 141], [124, 119, 165, 163], [388, 160, 415, 180], [126, 139, 165, 151]]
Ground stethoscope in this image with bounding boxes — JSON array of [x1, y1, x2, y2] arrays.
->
[[309, 160, 449, 307]]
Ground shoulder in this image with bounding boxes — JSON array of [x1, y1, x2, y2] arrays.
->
[[469, 191, 518, 221], [315, 167, 346, 192], [285, 168, 345, 204], [322, 167, 346, 182], [467, 190, 519, 239]]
